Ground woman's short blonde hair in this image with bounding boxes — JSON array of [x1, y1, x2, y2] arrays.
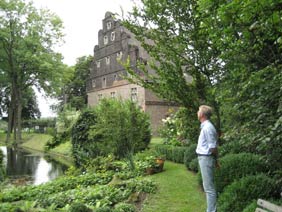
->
[[199, 105, 213, 119]]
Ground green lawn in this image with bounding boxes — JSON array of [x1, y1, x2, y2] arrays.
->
[[142, 161, 206, 212], [141, 138, 206, 212], [20, 133, 52, 151]]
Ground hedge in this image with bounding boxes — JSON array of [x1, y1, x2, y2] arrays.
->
[[154, 145, 186, 163], [215, 153, 267, 193], [184, 143, 197, 169], [218, 174, 276, 212]]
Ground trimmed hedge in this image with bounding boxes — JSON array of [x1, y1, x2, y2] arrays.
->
[[188, 158, 198, 172], [154, 145, 186, 163], [242, 201, 257, 212], [184, 143, 197, 169], [215, 153, 267, 193], [218, 174, 276, 212]]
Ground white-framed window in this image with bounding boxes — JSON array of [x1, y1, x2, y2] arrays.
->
[[96, 60, 101, 68], [111, 31, 115, 41], [106, 21, 112, 30], [106, 56, 110, 65], [131, 87, 138, 102], [113, 74, 117, 81], [92, 79, 96, 88], [110, 92, 116, 98], [104, 35, 108, 45], [116, 51, 123, 60], [98, 94, 103, 100], [103, 77, 106, 87]]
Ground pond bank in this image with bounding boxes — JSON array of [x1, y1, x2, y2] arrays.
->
[[0, 133, 74, 167]]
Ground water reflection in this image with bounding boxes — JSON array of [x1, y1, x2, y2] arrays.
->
[[0, 146, 67, 185]]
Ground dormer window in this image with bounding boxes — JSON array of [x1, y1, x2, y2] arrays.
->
[[106, 21, 112, 30], [111, 31, 115, 41], [116, 51, 123, 60], [106, 56, 110, 65], [104, 35, 108, 45], [96, 60, 101, 68]]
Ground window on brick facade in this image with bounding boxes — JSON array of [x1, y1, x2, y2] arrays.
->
[[92, 79, 96, 88], [103, 77, 106, 87], [104, 35, 108, 45], [116, 51, 123, 60], [106, 56, 110, 65], [111, 31, 115, 41], [131, 87, 138, 102], [96, 60, 101, 68], [106, 21, 112, 30], [111, 92, 116, 98], [113, 74, 117, 81]]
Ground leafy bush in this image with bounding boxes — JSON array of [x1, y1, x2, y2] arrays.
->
[[71, 107, 98, 166], [188, 158, 198, 172], [215, 153, 267, 193], [0, 149, 5, 182], [184, 143, 197, 169], [72, 99, 151, 166], [69, 202, 93, 212], [114, 202, 136, 212], [218, 174, 276, 212], [159, 107, 198, 145], [242, 200, 257, 212]]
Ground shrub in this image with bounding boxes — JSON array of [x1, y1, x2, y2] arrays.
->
[[218, 174, 276, 212], [95, 207, 111, 212], [188, 158, 198, 172], [0, 149, 5, 182], [72, 99, 151, 166], [215, 153, 267, 193], [114, 202, 136, 212], [184, 143, 197, 169], [71, 108, 98, 166], [69, 202, 92, 212], [242, 200, 257, 212], [159, 107, 198, 145]]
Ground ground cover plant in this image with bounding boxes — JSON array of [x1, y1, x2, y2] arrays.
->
[[0, 155, 157, 211]]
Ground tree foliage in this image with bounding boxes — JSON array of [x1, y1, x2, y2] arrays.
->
[[58, 55, 93, 110], [122, 0, 222, 132], [0, 0, 66, 143], [123, 0, 282, 168]]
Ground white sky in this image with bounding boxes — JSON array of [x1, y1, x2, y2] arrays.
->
[[32, 0, 135, 117]]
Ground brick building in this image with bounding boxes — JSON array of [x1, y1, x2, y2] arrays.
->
[[86, 12, 177, 135]]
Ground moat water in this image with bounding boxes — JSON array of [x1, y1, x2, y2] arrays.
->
[[0, 146, 68, 185]]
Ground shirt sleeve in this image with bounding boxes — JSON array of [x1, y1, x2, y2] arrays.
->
[[203, 126, 217, 150]]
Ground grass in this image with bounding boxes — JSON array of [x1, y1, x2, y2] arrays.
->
[[140, 138, 206, 212], [142, 161, 206, 212], [20, 133, 52, 151]]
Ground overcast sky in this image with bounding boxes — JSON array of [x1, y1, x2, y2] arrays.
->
[[32, 0, 135, 117]]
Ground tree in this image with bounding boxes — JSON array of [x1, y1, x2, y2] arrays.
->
[[59, 55, 93, 110], [0, 0, 66, 143], [122, 0, 222, 133], [201, 0, 282, 170]]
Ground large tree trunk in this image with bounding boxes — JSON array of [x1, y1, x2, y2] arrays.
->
[[16, 89, 22, 142], [6, 86, 15, 143]]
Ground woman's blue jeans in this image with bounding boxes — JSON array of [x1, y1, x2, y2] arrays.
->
[[198, 156, 217, 212]]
